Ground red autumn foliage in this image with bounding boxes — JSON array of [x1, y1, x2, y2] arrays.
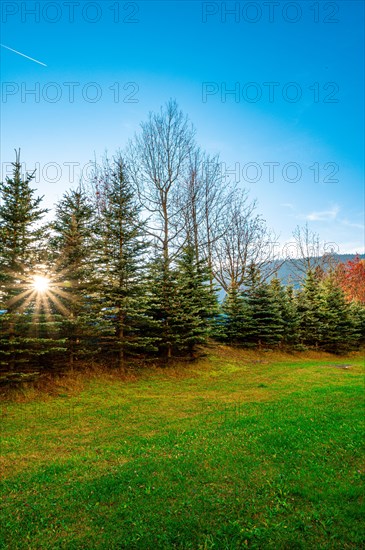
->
[[334, 255, 365, 304]]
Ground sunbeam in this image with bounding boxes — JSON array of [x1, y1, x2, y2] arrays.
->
[[32, 275, 50, 293], [4, 268, 73, 323]]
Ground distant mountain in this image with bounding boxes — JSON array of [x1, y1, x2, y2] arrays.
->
[[217, 253, 364, 300], [267, 253, 365, 288]]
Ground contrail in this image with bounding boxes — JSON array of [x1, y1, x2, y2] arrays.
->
[[0, 44, 47, 67]]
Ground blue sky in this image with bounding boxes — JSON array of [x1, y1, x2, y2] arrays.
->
[[0, 0, 364, 254]]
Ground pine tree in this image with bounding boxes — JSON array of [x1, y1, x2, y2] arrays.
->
[[222, 284, 253, 345], [250, 284, 284, 348], [348, 301, 365, 348], [243, 265, 284, 348], [170, 245, 218, 357], [269, 277, 299, 348], [297, 269, 322, 348], [0, 151, 47, 283], [317, 274, 357, 353], [96, 157, 156, 366], [145, 245, 218, 359], [0, 151, 54, 375], [144, 251, 176, 361], [50, 186, 103, 369]]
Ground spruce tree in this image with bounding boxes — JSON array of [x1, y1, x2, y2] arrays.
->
[[250, 284, 284, 348], [269, 277, 299, 348], [297, 269, 322, 348], [145, 245, 218, 359], [170, 245, 218, 357], [50, 186, 103, 369], [243, 265, 284, 348], [317, 274, 356, 353], [0, 151, 53, 375], [144, 251, 175, 360], [96, 157, 156, 366], [348, 301, 365, 348], [222, 285, 253, 345]]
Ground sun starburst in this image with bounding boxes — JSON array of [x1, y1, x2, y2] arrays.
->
[[32, 275, 50, 293], [4, 265, 73, 319]]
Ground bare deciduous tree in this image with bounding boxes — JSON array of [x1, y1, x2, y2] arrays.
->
[[179, 149, 235, 288], [126, 100, 196, 359], [127, 99, 195, 266], [212, 190, 279, 292], [287, 223, 338, 281]]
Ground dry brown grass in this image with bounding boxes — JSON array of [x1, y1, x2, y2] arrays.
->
[[1, 345, 363, 404]]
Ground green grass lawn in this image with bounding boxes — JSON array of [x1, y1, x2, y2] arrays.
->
[[1, 347, 364, 549]]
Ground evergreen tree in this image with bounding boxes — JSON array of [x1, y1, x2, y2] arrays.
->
[[144, 251, 175, 360], [249, 285, 284, 348], [0, 151, 47, 284], [269, 277, 299, 347], [222, 284, 253, 345], [170, 245, 218, 357], [97, 157, 157, 366], [348, 301, 365, 348], [0, 151, 55, 375], [243, 265, 284, 348], [50, 186, 103, 368], [297, 269, 322, 348], [317, 274, 357, 353], [145, 245, 218, 359], [284, 285, 301, 347]]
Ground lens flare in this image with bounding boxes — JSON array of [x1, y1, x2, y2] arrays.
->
[[32, 275, 50, 293], [5, 267, 71, 319]]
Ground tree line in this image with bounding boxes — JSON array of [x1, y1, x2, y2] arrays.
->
[[1, 100, 364, 382]]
